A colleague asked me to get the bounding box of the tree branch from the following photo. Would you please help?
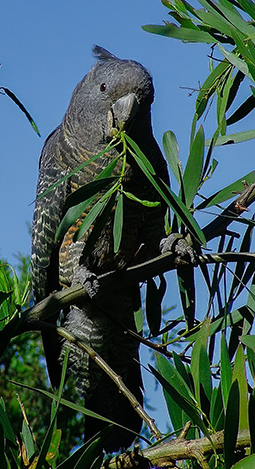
[104,428,251,469]
[21,251,255,329]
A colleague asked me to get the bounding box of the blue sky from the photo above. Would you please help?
[1,0,255,435]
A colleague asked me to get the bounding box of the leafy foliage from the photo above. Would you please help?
[3,0,255,466]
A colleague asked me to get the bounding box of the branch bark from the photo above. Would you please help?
[104,428,251,469]
[21,251,255,328]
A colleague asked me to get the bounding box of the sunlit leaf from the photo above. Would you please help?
[232,455,255,468]
[196,171,255,210]
[221,334,232,410]
[232,345,249,431]
[183,125,204,207]
[240,334,255,351]
[123,190,160,207]
[205,129,255,146]
[162,130,181,185]
[142,24,215,43]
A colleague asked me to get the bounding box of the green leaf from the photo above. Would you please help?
[80,193,116,262]
[10,380,145,442]
[240,334,255,351]
[123,190,160,207]
[199,345,212,402]
[232,455,255,468]
[74,185,116,241]
[134,307,143,334]
[162,130,181,185]
[65,177,118,209]
[37,141,119,202]
[195,9,233,37]
[73,439,102,469]
[0,400,16,448]
[1,87,40,136]
[21,419,36,462]
[132,162,206,245]
[151,358,213,442]
[190,318,210,405]
[183,125,204,207]
[142,24,215,43]
[219,45,253,81]
[55,196,96,242]
[224,380,240,469]
[56,438,103,469]
[226,94,255,125]
[238,0,255,21]
[125,134,156,174]
[232,345,249,431]
[196,171,255,210]
[205,129,255,146]
[210,385,224,431]
[0,291,12,307]
[196,60,230,119]
[221,334,232,410]
[247,345,255,379]
[113,193,123,253]
[155,353,195,404]
[46,429,61,466]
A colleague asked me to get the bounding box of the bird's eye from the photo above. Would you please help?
[100,83,107,92]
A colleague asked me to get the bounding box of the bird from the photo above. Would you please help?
[31,45,170,453]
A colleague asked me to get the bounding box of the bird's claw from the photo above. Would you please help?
[72,266,100,298]
[160,233,197,266]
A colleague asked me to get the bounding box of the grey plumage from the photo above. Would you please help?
[31,46,169,452]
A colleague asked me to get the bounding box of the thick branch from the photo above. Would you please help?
[21,251,255,328]
[105,428,251,469]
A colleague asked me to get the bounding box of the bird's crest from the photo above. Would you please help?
[92,45,117,61]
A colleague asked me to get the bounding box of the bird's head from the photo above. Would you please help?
[63,46,154,149]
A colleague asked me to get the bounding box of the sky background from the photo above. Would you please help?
[1,0,255,437]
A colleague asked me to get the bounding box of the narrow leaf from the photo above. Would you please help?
[123,190,160,207]
[221,334,232,410]
[162,130,181,185]
[224,380,240,469]
[142,24,215,43]
[113,193,123,253]
[232,345,249,431]
[227,94,255,125]
[1,87,40,136]
[150,362,213,442]
[183,125,204,207]
[205,129,255,146]
[65,177,117,209]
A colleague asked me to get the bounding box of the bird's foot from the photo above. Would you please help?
[160,233,197,266]
[72,266,100,298]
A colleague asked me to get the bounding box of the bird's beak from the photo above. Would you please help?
[111,92,139,132]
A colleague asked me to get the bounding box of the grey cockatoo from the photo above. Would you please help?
[31,46,171,452]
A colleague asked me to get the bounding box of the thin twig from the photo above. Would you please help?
[53,324,161,440]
